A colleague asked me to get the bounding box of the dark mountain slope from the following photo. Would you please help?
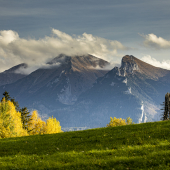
[70,55,170,127]
[0,54,109,110]
[0,63,28,86]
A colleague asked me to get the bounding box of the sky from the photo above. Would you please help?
[0,0,170,73]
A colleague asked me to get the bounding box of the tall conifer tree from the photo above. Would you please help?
[20,107,31,131]
[161,92,170,120]
[2,91,11,102]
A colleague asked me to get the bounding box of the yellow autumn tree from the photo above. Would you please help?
[7,100,28,137]
[107,117,126,127]
[0,98,28,138]
[0,98,13,138]
[44,116,62,134]
[27,111,62,135]
[126,117,134,125]
[28,110,46,135]
[0,94,63,138]
[107,117,134,127]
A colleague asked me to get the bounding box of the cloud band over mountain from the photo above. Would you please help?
[141,55,170,70]
[0,29,127,73]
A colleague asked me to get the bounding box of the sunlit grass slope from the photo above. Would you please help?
[0,121,170,169]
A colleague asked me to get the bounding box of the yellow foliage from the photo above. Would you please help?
[7,101,28,137]
[44,116,62,134]
[107,117,126,127]
[28,110,46,135]
[107,116,134,127]
[0,98,12,138]
[28,111,62,135]
[0,97,62,138]
[0,99,28,138]
[126,117,134,125]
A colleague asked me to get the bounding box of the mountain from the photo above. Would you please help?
[1,54,169,128]
[64,55,170,127]
[0,63,28,86]
[0,54,109,114]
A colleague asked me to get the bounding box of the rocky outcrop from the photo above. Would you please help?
[119,55,139,76]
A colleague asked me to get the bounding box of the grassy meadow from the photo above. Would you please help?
[0,121,170,169]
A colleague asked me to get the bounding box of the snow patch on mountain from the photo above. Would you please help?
[144,112,147,123]
[139,102,144,123]
[122,78,127,84]
[125,87,131,94]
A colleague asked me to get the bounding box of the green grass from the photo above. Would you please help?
[0,121,170,169]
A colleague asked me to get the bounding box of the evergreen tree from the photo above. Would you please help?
[161,93,170,120]
[2,91,11,102]
[2,91,20,112]
[20,107,31,131]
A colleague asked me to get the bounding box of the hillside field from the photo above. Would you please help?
[0,121,170,169]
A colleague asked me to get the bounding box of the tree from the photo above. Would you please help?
[126,117,134,125]
[0,92,62,138]
[0,98,28,138]
[2,91,11,102]
[107,117,126,127]
[161,92,170,120]
[27,111,62,135]
[107,117,134,127]
[28,110,46,135]
[45,116,62,134]
[20,107,31,131]
[7,100,28,137]
[2,91,20,111]
[0,97,14,138]
[11,98,20,112]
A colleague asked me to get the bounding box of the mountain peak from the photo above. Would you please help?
[120,55,170,80]
[0,63,28,86]
[4,63,28,74]
[120,55,139,75]
[47,54,109,71]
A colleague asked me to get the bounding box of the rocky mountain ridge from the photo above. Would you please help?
[0,54,109,107]
[0,54,169,128]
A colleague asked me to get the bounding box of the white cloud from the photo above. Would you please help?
[0,29,128,73]
[141,55,170,70]
[140,33,170,49]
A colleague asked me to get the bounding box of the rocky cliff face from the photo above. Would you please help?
[120,55,139,75]
[111,55,170,123]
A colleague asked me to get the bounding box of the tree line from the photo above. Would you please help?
[0,91,62,139]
